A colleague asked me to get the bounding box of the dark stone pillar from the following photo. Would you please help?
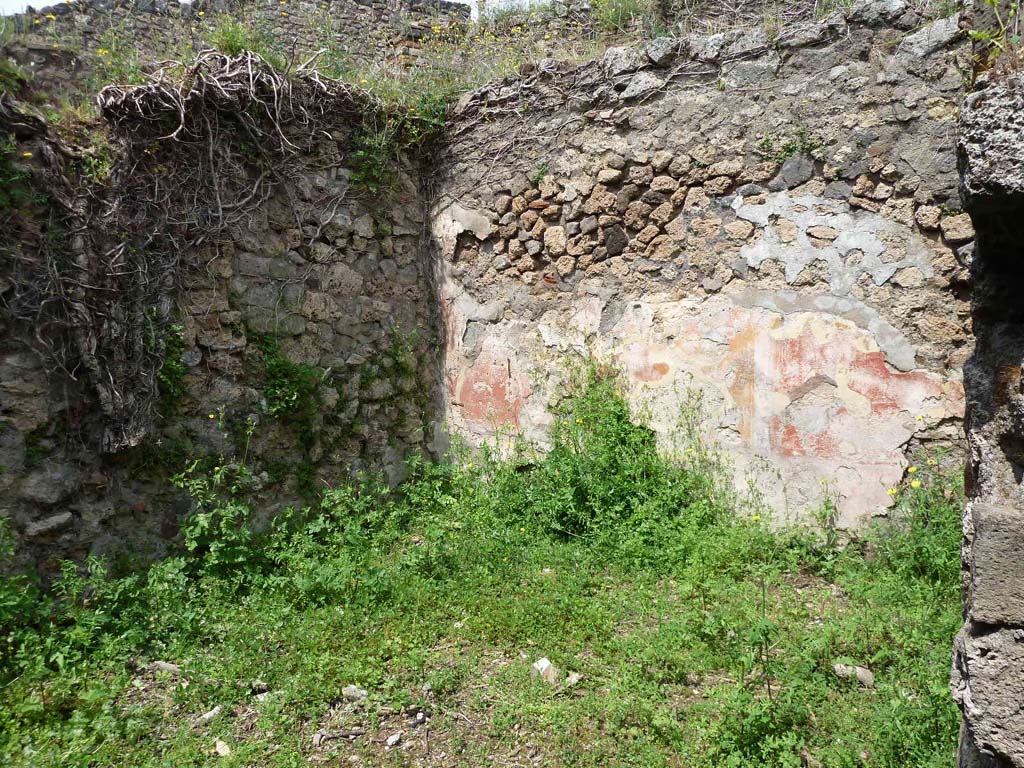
[952,73,1024,768]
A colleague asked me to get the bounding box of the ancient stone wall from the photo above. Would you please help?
[0,130,442,574]
[432,2,970,526]
[0,1,981,557]
[952,71,1024,768]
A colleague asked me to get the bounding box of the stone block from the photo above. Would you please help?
[602,46,647,77]
[953,627,1024,767]
[969,503,1024,625]
[960,75,1024,206]
[21,464,80,506]
[24,511,74,539]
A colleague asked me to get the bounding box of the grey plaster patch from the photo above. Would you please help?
[736,192,935,296]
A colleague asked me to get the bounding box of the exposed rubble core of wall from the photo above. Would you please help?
[433,2,970,526]
[0,57,443,574]
[952,71,1024,768]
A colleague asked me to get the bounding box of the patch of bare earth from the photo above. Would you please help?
[306,647,558,767]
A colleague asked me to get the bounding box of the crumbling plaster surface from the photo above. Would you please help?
[433,3,971,526]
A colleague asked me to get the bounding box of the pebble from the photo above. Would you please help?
[198,705,223,724]
[342,684,368,701]
[531,656,560,684]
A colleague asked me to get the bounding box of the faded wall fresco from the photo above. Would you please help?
[433,4,970,526]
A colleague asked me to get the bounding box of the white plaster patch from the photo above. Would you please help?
[736,192,935,296]
[431,202,492,258]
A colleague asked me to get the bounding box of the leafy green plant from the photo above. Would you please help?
[0,136,38,218]
[91,26,144,87]
[251,332,323,448]
[0,366,963,767]
[349,113,403,195]
[0,57,26,96]
[205,15,285,69]
[530,159,550,186]
[592,0,654,33]
[172,460,264,580]
[156,322,186,413]
[968,0,1023,72]
[347,94,450,196]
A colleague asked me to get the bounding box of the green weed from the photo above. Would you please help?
[757,124,823,163]
[0,366,962,767]
[205,15,286,70]
[0,135,38,218]
[250,332,324,449]
[156,322,187,415]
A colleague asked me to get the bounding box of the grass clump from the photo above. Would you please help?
[205,15,286,70]
[0,364,962,767]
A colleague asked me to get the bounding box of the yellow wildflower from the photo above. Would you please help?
[751,515,761,521]
[927,458,937,466]
[907,465,918,474]
[887,488,897,497]
[208,413,216,419]
[21,151,32,158]
[97,48,110,56]
[45,13,56,19]
[33,18,40,24]
[910,479,922,489]
[197,10,204,15]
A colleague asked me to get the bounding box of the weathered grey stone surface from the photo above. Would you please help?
[954,68,1024,768]
[966,503,1024,625]
[953,628,1024,767]
[901,12,962,58]
[960,74,1024,205]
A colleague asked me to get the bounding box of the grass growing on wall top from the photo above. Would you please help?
[0,364,961,767]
